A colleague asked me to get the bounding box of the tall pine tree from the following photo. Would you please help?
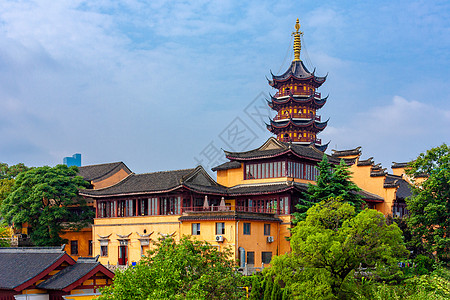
[293,155,363,223]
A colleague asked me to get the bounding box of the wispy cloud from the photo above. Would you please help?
[322,96,450,169]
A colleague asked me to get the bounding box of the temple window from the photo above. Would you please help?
[262,252,272,264]
[264,224,271,235]
[243,223,251,235]
[192,223,201,235]
[216,222,225,235]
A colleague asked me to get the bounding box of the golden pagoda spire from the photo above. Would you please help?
[292,18,303,61]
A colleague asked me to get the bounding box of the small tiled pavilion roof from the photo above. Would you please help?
[37,256,114,292]
[0,246,75,291]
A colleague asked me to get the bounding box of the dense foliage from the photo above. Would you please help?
[405,143,450,263]
[261,199,407,299]
[100,236,245,300]
[0,226,11,247]
[0,162,30,208]
[293,155,363,223]
[0,164,92,246]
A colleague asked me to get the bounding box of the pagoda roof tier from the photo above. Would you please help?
[268,93,328,110]
[267,118,328,133]
[224,137,339,163]
[268,61,326,88]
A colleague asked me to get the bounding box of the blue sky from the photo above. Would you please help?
[0,0,449,175]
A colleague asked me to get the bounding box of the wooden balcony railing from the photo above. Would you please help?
[274,91,321,98]
[181,206,287,215]
[274,113,321,121]
[281,137,322,144]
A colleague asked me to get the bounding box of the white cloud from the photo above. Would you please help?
[322,96,450,169]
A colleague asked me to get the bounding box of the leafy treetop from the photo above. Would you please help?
[405,143,450,263]
[0,164,92,246]
[99,235,244,300]
[294,155,363,223]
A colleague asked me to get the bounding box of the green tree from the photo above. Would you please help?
[271,199,408,299]
[0,165,92,246]
[293,155,363,223]
[0,163,30,207]
[99,236,244,300]
[249,274,263,300]
[405,144,450,263]
[0,226,11,247]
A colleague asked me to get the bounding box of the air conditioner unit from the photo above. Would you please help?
[215,235,224,242]
[267,236,274,243]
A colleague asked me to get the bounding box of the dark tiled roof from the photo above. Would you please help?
[342,157,357,165]
[179,211,282,222]
[227,181,308,196]
[370,164,387,177]
[395,179,413,199]
[331,147,361,157]
[268,118,328,131]
[269,61,326,85]
[384,174,403,188]
[357,190,384,202]
[80,168,195,197]
[80,166,225,198]
[391,162,409,169]
[184,182,228,195]
[78,162,132,182]
[0,247,73,290]
[269,94,327,109]
[224,137,338,163]
[37,262,98,290]
[357,157,374,166]
[211,161,242,171]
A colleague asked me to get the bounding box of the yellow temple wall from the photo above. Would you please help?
[278,215,293,255]
[93,215,180,266]
[61,228,92,259]
[217,166,243,187]
[392,167,406,177]
[236,220,280,267]
[180,220,237,259]
[348,164,397,215]
[91,169,130,189]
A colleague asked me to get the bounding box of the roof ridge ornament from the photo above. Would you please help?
[292,18,303,62]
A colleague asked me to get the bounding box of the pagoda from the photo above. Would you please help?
[267,19,329,149]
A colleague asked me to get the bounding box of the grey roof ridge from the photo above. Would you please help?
[79,161,123,168]
[37,261,99,290]
[134,167,196,176]
[0,246,65,253]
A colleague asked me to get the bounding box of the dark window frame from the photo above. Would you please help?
[216,222,225,235]
[192,223,201,235]
[243,223,251,235]
[70,240,78,255]
[262,251,272,264]
[264,224,271,236]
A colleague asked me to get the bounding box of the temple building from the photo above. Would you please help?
[30,19,417,273]
[73,20,401,271]
[267,19,328,147]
